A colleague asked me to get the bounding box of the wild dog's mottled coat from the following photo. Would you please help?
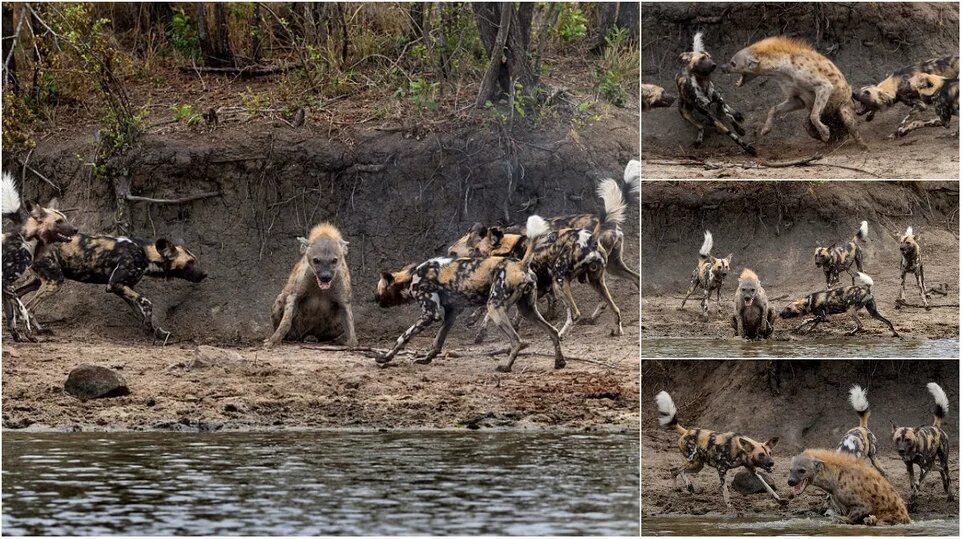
[814,221,868,288]
[675,32,756,155]
[779,273,899,337]
[837,385,886,476]
[895,74,959,137]
[897,226,929,309]
[722,36,865,147]
[891,383,954,508]
[18,233,206,338]
[376,216,563,372]
[788,449,910,525]
[655,391,782,507]
[265,223,356,348]
[681,231,731,320]
[854,55,959,122]
[731,268,774,339]
[642,83,676,111]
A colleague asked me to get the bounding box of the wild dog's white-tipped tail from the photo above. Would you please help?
[655,391,678,427]
[526,215,550,240]
[699,231,713,257]
[904,226,913,238]
[928,382,949,419]
[624,160,640,197]
[1,171,21,216]
[855,272,873,287]
[857,220,868,240]
[848,384,869,413]
[692,31,705,53]
[596,178,627,225]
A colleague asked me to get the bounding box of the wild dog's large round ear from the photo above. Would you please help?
[891,420,898,434]
[734,436,751,454]
[24,199,44,219]
[725,253,733,263]
[469,222,487,237]
[379,271,394,284]
[764,437,779,449]
[46,197,60,210]
[155,238,176,259]
[678,52,693,65]
[297,236,309,253]
[489,228,505,246]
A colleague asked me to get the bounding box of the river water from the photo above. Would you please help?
[2,431,639,535]
[642,337,959,358]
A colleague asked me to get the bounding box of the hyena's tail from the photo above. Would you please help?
[927,382,949,428]
[655,391,687,435]
[854,220,868,242]
[594,177,628,234]
[1,171,21,220]
[521,215,550,269]
[699,231,713,257]
[848,384,870,429]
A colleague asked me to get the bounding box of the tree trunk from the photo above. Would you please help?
[473,3,538,107]
[2,5,19,94]
[195,3,233,67]
[616,2,639,41]
[588,3,619,53]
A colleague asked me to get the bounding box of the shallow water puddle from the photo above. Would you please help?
[643,514,960,536]
[641,337,959,358]
[2,431,638,535]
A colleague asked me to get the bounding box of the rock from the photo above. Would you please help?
[190,346,245,370]
[732,469,777,496]
[64,364,130,400]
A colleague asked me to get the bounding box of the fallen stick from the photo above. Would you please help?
[896,302,959,309]
[126,191,222,204]
[178,62,303,77]
[757,153,823,167]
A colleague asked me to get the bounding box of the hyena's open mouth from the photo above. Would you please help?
[791,477,809,496]
[316,276,332,290]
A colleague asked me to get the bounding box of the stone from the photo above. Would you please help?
[64,364,130,400]
[732,469,777,496]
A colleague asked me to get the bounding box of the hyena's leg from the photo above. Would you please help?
[915,268,930,309]
[377,300,442,364]
[761,95,806,136]
[586,270,622,337]
[808,84,834,142]
[415,305,461,365]
[264,290,298,348]
[339,302,358,348]
[864,298,899,337]
[515,288,565,369]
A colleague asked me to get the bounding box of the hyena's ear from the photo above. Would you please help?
[812,458,824,475]
[764,437,779,450]
[297,236,309,253]
[155,238,176,260]
[379,271,394,285]
[340,239,349,254]
[678,52,693,65]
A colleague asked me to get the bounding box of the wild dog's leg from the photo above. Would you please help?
[671,459,704,493]
[905,461,919,504]
[897,269,908,307]
[106,283,167,339]
[761,95,806,136]
[679,107,707,147]
[897,117,950,137]
[377,300,442,364]
[938,442,954,499]
[794,315,824,334]
[516,288,565,369]
[700,286,711,321]
[606,238,640,288]
[844,307,864,336]
[339,302,358,348]
[489,303,525,373]
[718,468,733,508]
[414,305,461,365]
[681,274,699,309]
[864,298,899,337]
[264,289,298,348]
[710,89,746,135]
[916,268,930,309]
[23,278,63,312]
[809,84,834,142]
[473,313,491,344]
[868,447,888,478]
[838,104,868,149]
[587,270,622,337]
[915,462,932,496]
[555,280,581,338]
[3,288,33,342]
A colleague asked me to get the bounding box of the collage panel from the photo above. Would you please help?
[641,359,961,536]
[641,180,960,358]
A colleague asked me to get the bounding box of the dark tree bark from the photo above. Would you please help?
[2,5,19,94]
[408,2,426,41]
[588,3,619,53]
[616,2,639,41]
[195,3,233,67]
[473,2,538,107]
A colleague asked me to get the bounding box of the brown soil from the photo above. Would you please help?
[641,181,960,340]
[2,315,639,431]
[640,2,960,179]
[641,360,960,520]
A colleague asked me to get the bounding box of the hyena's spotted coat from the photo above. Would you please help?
[891,382,954,509]
[681,230,731,320]
[655,391,782,508]
[814,220,868,288]
[730,268,774,339]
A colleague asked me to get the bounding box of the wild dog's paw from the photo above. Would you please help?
[495,364,512,373]
[744,144,758,156]
[733,111,745,123]
[732,122,746,137]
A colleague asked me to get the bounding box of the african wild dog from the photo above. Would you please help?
[681,231,731,320]
[1,173,77,342]
[375,215,563,373]
[730,268,774,339]
[642,83,676,111]
[891,382,954,509]
[779,272,899,337]
[264,223,356,349]
[837,385,887,476]
[897,226,929,310]
[894,73,959,137]
[675,32,756,155]
[722,36,866,148]
[16,233,207,340]
[655,390,783,507]
[853,55,959,124]
[788,449,910,525]
[814,220,868,288]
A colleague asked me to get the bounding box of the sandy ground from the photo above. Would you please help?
[640,125,960,180]
[642,429,960,521]
[1,311,639,432]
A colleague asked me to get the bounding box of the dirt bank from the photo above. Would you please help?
[641,181,960,341]
[640,2,960,179]
[641,360,960,520]
[2,313,639,432]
